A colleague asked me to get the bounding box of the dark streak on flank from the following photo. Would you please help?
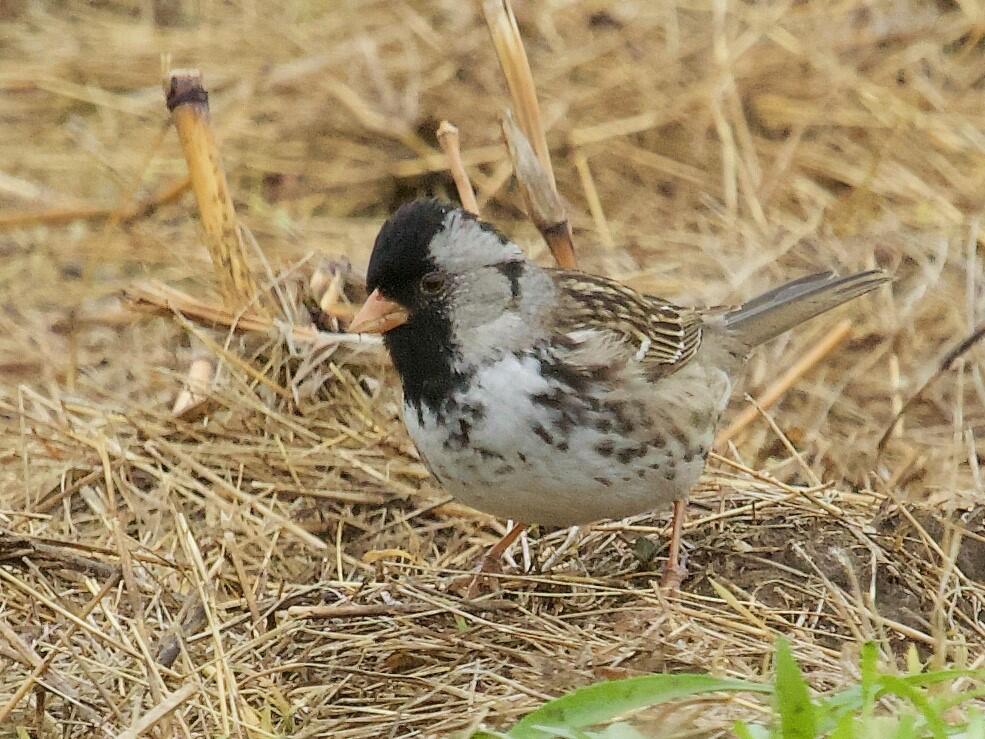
[670,426,690,448]
[604,400,642,435]
[556,413,575,435]
[532,423,553,445]
[617,448,636,464]
[539,354,592,394]
[531,392,562,411]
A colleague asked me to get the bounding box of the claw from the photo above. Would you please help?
[449,522,526,598]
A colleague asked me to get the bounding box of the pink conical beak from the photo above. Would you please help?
[348,289,409,334]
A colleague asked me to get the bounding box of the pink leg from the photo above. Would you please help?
[661,500,688,590]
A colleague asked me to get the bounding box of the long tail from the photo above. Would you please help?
[724,269,888,348]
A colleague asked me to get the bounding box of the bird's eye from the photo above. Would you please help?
[420,271,446,295]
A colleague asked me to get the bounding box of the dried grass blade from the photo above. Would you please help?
[716,319,852,446]
[877,320,985,453]
[0,572,121,725]
[116,682,198,739]
[124,280,381,350]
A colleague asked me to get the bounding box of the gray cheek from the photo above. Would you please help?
[451,279,508,327]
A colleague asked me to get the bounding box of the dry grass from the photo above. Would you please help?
[1,1,984,736]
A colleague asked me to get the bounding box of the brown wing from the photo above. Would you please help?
[550,270,704,379]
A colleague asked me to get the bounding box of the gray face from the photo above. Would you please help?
[426,208,525,273]
[427,212,557,362]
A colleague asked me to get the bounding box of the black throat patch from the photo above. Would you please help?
[369,199,470,418]
[384,315,469,422]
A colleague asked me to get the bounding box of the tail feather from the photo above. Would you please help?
[724,269,888,348]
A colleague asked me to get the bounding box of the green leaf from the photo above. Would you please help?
[892,712,919,739]
[896,668,985,689]
[521,728,593,739]
[815,685,863,733]
[936,686,985,712]
[733,722,772,739]
[957,708,985,739]
[828,712,855,739]
[859,641,880,726]
[507,674,770,739]
[814,666,984,735]
[584,723,650,739]
[876,675,947,739]
[859,642,878,694]
[773,638,817,739]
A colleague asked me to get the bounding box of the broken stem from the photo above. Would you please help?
[501,112,576,268]
[437,120,479,215]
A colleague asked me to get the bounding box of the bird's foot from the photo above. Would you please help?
[450,522,527,599]
[450,553,505,599]
[659,551,688,591]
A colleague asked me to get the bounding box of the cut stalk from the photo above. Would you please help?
[482,0,576,268]
[501,111,576,268]
[481,0,554,183]
[436,120,479,215]
[171,351,214,418]
[165,69,262,312]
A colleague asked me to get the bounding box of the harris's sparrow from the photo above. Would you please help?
[350,199,888,586]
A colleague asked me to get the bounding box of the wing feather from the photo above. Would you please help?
[550,270,704,379]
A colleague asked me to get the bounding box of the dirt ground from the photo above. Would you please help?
[1,1,984,737]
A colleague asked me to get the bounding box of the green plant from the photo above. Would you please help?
[470,639,985,739]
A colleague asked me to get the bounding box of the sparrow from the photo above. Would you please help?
[349,198,887,587]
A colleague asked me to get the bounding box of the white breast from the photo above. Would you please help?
[402,351,727,526]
